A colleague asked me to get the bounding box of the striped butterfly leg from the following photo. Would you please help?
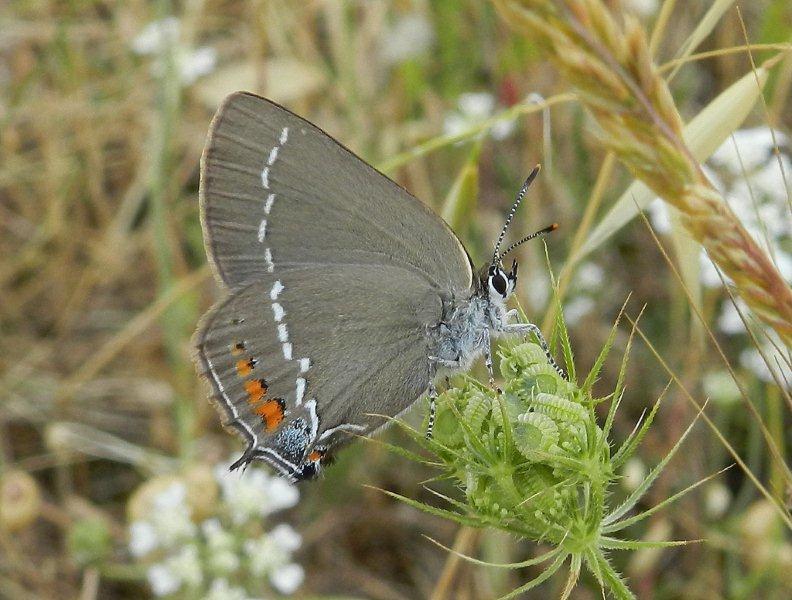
[482,327,502,394]
[425,353,459,440]
[426,380,438,440]
[501,319,569,381]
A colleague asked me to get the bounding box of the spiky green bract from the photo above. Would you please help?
[383,315,705,600]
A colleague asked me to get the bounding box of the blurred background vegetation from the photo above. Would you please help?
[1,1,790,598]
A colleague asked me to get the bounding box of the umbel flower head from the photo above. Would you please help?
[380,307,707,599]
[127,461,303,598]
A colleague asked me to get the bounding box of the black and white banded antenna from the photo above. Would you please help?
[497,222,559,263]
[491,164,542,266]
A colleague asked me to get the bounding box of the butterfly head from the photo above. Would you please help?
[485,260,518,302]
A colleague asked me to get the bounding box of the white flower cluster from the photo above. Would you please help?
[131,17,217,85]
[648,127,791,384]
[128,464,303,598]
[563,262,605,325]
[379,12,434,65]
[649,127,791,291]
[443,92,516,141]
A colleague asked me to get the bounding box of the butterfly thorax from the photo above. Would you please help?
[429,268,512,375]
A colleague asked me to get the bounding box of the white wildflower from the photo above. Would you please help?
[705,483,731,519]
[147,482,196,547]
[214,464,299,524]
[703,370,741,406]
[490,118,516,140]
[563,262,603,325]
[624,0,659,18]
[129,521,158,557]
[646,198,672,235]
[564,296,595,326]
[167,544,203,590]
[649,129,790,292]
[576,262,604,291]
[458,93,495,121]
[204,578,250,600]
[444,92,515,140]
[178,46,217,85]
[130,464,305,598]
[245,524,303,593]
[132,17,181,55]
[622,458,646,492]
[711,127,788,173]
[131,17,217,85]
[202,519,240,575]
[380,12,434,65]
[739,340,791,384]
[270,563,305,595]
[147,563,180,597]
[268,523,302,553]
[717,299,747,335]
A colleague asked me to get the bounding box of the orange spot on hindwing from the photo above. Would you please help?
[253,398,285,431]
[308,449,325,463]
[230,342,246,356]
[235,358,256,376]
[244,378,269,404]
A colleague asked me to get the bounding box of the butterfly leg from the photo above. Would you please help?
[428,355,461,368]
[482,327,501,394]
[426,380,438,440]
[503,321,568,381]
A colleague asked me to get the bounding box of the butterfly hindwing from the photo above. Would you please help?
[194,265,443,478]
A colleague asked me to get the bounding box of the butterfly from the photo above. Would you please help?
[193,92,564,481]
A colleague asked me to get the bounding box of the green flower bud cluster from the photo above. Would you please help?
[384,312,702,599]
[428,342,611,546]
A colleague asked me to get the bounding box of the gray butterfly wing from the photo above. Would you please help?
[194,264,442,480]
[200,91,472,292]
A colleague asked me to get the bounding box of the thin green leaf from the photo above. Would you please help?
[610,379,671,470]
[603,465,734,533]
[582,294,631,394]
[604,403,706,526]
[368,411,468,461]
[583,548,604,587]
[423,535,563,569]
[599,536,700,550]
[377,94,574,173]
[364,486,485,529]
[496,551,568,600]
[441,138,481,229]
[362,436,443,467]
[494,392,514,451]
[547,251,577,383]
[559,553,582,600]
[603,304,645,442]
[423,486,482,515]
[595,552,637,600]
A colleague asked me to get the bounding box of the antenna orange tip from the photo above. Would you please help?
[551,222,559,230]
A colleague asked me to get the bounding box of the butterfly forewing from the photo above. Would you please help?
[200,92,472,291]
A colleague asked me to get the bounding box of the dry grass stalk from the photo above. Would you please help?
[493,0,792,346]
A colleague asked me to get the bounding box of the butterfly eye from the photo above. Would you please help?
[490,271,508,296]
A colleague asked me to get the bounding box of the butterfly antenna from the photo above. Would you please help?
[497,222,559,262]
[491,164,541,265]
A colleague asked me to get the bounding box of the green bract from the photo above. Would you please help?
[380,311,706,600]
